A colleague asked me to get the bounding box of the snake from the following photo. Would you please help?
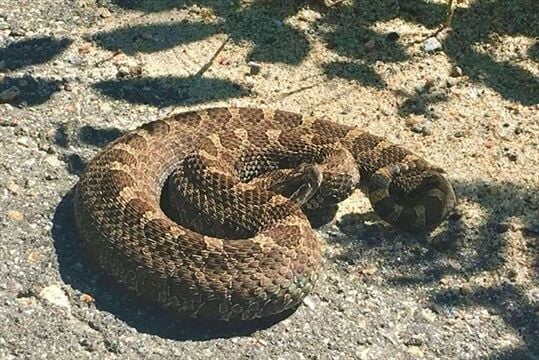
[74,107,456,321]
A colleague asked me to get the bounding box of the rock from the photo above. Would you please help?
[364,39,376,49]
[9,28,26,37]
[5,181,21,194]
[302,296,316,310]
[407,345,425,358]
[424,37,442,52]
[297,9,322,22]
[420,122,432,135]
[404,335,424,346]
[80,293,95,304]
[467,87,480,99]
[97,7,112,18]
[450,66,463,77]
[27,251,42,263]
[117,66,130,77]
[459,283,473,295]
[359,265,378,276]
[0,86,20,102]
[45,155,62,167]
[39,285,70,308]
[17,136,33,147]
[248,61,262,76]
[78,42,93,54]
[406,117,432,135]
[419,308,436,323]
[116,64,142,78]
[507,268,518,280]
[7,210,24,221]
[141,31,153,40]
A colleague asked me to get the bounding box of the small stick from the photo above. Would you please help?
[194,35,230,78]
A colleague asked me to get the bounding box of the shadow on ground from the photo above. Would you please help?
[0,75,64,106]
[0,36,71,107]
[98,0,312,64]
[334,178,538,357]
[0,36,72,71]
[52,188,298,341]
[93,76,247,106]
[102,0,538,105]
[444,0,539,105]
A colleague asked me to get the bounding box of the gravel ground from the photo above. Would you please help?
[1,0,538,359]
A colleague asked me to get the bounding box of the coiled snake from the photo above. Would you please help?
[75,107,456,321]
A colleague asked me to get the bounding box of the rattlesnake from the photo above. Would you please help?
[75,107,456,321]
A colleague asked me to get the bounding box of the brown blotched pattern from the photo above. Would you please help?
[75,107,456,321]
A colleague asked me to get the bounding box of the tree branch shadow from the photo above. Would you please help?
[443,0,538,105]
[323,61,387,88]
[331,178,538,357]
[0,75,64,106]
[0,36,72,71]
[93,76,247,106]
[99,0,311,64]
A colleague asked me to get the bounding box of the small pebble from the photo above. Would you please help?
[45,155,62,167]
[27,251,42,263]
[0,86,21,102]
[141,32,153,40]
[80,293,95,304]
[17,136,33,147]
[404,335,424,346]
[407,346,425,358]
[364,39,376,49]
[467,87,480,99]
[459,283,473,295]
[97,7,112,18]
[7,210,24,221]
[6,181,20,195]
[424,37,442,52]
[450,66,463,77]
[419,308,436,323]
[248,61,262,76]
[78,42,93,54]
[9,28,26,37]
[302,296,316,310]
[39,285,70,308]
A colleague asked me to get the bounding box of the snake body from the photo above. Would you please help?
[75,107,456,320]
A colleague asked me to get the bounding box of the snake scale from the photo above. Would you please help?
[75,107,456,321]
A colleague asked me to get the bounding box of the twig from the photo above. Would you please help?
[445,0,455,27]
[194,35,230,78]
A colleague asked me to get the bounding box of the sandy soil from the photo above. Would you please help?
[0,0,537,359]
